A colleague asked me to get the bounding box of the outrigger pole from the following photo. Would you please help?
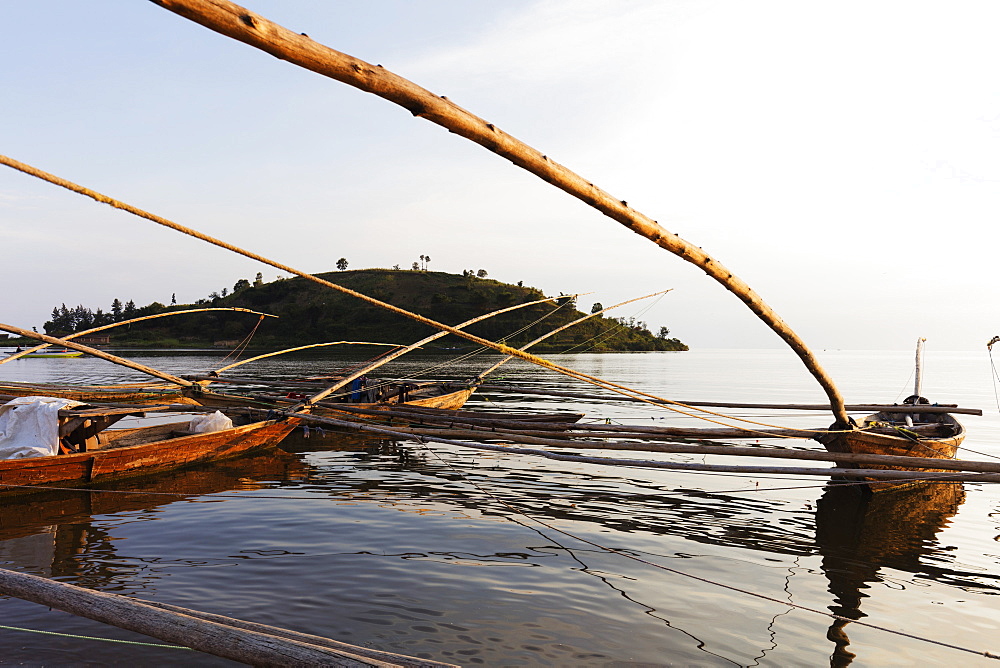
[147,0,852,429]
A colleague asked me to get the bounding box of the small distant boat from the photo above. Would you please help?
[6,348,84,359]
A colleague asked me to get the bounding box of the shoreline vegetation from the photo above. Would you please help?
[14,269,687,353]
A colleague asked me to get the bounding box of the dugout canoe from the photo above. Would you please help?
[0,403,298,496]
[815,400,965,487]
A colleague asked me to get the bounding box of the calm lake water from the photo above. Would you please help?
[1,347,999,666]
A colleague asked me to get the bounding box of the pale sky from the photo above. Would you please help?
[2,1,999,351]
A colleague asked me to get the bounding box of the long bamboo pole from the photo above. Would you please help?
[474,385,983,415]
[147,0,851,428]
[355,423,1000,473]
[284,411,999,484]
[0,324,194,387]
[0,307,274,365]
[212,341,399,374]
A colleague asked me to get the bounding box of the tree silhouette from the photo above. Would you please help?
[336,257,349,271]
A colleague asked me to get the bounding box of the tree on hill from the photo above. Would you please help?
[337,258,348,271]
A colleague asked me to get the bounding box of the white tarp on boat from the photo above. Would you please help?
[188,411,233,434]
[0,395,82,459]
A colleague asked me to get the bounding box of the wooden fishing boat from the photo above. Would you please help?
[189,381,477,414]
[816,399,965,475]
[0,402,298,496]
[815,339,965,487]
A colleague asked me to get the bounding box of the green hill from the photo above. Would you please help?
[40,269,687,352]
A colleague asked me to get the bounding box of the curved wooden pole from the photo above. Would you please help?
[0,307,275,365]
[147,0,849,427]
[212,341,400,375]
[0,324,193,387]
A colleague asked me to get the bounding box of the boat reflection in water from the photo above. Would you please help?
[0,449,309,580]
[815,482,965,667]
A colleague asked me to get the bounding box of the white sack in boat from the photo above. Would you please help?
[0,396,82,459]
[188,411,233,434]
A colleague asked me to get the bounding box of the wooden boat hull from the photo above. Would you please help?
[341,386,474,412]
[816,411,965,489]
[192,385,476,415]
[0,418,297,496]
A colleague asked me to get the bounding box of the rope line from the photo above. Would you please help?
[989,346,1000,413]
[0,623,192,649]
[216,314,266,367]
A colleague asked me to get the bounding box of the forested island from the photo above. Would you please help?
[29,269,687,353]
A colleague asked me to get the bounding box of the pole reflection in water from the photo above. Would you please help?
[815,482,966,667]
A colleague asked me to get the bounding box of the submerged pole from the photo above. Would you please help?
[146,0,851,427]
